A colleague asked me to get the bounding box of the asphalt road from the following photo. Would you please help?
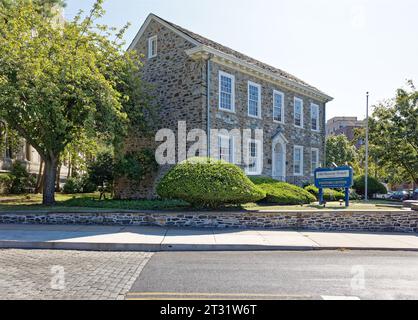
[128,250,418,300]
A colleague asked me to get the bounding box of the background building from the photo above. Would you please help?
[326,116,365,148]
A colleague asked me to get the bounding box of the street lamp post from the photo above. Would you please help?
[365,92,369,202]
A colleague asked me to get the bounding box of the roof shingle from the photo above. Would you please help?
[157,15,327,96]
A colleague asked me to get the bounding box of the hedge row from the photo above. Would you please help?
[157,158,266,208]
[250,177,316,205]
[304,185,346,201]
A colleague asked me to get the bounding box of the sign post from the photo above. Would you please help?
[314,166,354,207]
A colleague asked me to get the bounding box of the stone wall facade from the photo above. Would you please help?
[208,62,325,186]
[115,16,329,199]
[114,19,206,199]
[0,210,416,233]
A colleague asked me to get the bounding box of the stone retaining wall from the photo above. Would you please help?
[0,210,417,233]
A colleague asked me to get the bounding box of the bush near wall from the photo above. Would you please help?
[250,177,316,205]
[353,175,387,197]
[9,162,36,194]
[304,185,346,201]
[157,158,266,208]
[0,173,13,194]
[63,175,97,194]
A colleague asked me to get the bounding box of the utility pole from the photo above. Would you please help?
[365,92,369,201]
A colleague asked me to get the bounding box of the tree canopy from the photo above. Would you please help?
[0,0,150,204]
[369,82,418,184]
[325,134,357,168]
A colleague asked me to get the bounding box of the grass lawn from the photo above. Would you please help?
[0,193,404,212]
[0,193,189,212]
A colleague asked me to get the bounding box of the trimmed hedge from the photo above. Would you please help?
[157,158,266,208]
[304,185,345,201]
[353,175,387,197]
[250,177,316,205]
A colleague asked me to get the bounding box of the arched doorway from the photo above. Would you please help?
[272,133,287,181]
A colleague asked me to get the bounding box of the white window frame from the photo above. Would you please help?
[218,71,235,113]
[245,139,262,175]
[248,81,262,119]
[311,148,319,176]
[273,90,285,124]
[148,36,157,59]
[294,97,304,128]
[293,145,304,176]
[217,134,235,163]
[311,103,320,132]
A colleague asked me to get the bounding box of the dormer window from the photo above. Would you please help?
[148,36,157,59]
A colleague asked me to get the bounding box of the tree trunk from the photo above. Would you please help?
[55,165,62,192]
[35,159,44,194]
[67,158,72,180]
[43,158,58,206]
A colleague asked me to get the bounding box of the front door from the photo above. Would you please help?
[273,143,285,181]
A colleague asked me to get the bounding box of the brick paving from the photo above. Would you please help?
[0,249,153,300]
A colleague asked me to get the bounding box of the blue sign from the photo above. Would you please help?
[314,166,354,189]
[314,166,354,207]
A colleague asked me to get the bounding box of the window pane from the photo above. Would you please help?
[311,105,318,130]
[311,150,318,172]
[294,148,302,175]
[220,75,233,110]
[249,84,259,117]
[295,99,302,126]
[274,93,282,122]
[247,142,259,173]
[218,136,231,162]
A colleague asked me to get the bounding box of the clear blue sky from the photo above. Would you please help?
[65,0,418,120]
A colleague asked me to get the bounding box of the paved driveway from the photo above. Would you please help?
[0,249,153,300]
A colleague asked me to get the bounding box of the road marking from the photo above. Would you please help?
[321,295,361,300]
[127,292,312,298]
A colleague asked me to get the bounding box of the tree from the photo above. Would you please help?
[87,151,114,199]
[369,82,418,185]
[0,0,148,205]
[325,135,357,168]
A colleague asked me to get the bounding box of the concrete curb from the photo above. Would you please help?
[1,240,418,252]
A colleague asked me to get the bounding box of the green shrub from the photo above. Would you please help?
[63,175,97,194]
[250,177,316,205]
[304,185,345,201]
[0,173,13,194]
[63,177,81,194]
[157,157,266,208]
[353,175,387,197]
[9,162,35,194]
[80,175,97,193]
[87,151,114,190]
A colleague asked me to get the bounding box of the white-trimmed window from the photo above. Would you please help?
[311,103,319,132]
[246,140,262,175]
[217,134,234,163]
[273,90,284,123]
[293,145,304,176]
[219,71,235,112]
[148,36,157,59]
[248,82,261,118]
[294,97,304,128]
[311,148,319,176]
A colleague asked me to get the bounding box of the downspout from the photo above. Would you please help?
[206,54,214,157]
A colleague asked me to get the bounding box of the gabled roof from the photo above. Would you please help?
[129,14,333,102]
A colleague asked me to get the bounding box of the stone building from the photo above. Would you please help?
[114,14,333,199]
[0,125,70,190]
[326,116,365,148]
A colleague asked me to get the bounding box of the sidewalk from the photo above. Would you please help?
[0,224,417,252]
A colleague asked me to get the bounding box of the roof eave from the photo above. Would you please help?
[186,45,334,103]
